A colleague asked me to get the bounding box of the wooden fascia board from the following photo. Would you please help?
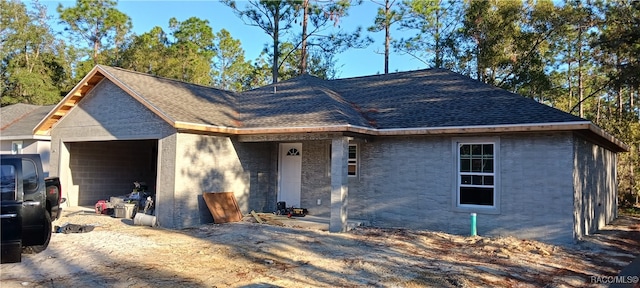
[174,122,370,135]
[0,135,51,141]
[33,66,104,135]
[176,121,595,136]
[175,120,627,152]
[587,123,629,152]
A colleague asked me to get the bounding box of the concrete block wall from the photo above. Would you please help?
[172,135,274,228]
[51,80,175,208]
[573,136,618,239]
[173,133,245,228]
[232,140,277,213]
[67,140,157,205]
[354,136,455,230]
[350,132,577,244]
[156,134,177,229]
[300,141,332,216]
[493,133,575,244]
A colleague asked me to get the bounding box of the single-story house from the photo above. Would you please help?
[1,103,55,176]
[34,65,627,244]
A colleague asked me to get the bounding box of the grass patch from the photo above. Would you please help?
[619,206,640,216]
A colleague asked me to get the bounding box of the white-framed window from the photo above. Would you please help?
[11,141,23,154]
[348,144,358,177]
[327,142,359,177]
[454,138,499,211]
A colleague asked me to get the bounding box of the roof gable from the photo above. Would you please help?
[98,66,240,127]
[34,65,239,135]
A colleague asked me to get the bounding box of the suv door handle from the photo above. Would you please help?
[23,201,40,206]
[0,214,18,218]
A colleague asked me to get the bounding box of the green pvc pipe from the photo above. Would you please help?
[470,213,477,236]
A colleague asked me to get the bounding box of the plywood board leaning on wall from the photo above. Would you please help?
[202,192,243,224]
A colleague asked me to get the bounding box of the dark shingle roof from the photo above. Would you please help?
[237,74,370,128]
[97,66,585,130]
[99,66,240,127]
[1,104,55,137]
[330,69,585,129]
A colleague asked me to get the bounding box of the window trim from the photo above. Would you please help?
[452,137,500,214]
[326,142,359,178]
[348,144,358,177]
[11,141,22,154]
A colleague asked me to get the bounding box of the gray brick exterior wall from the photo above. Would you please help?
[573,136,618,240]
[232,140,277,213]
[301,141,331,216]
[156,134,177,228]
[340,133,577,244]
[494,133,575,244]
[171,134,274,228]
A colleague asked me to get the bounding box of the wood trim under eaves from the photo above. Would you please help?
[33,67,105,135]
[175,120,628,152]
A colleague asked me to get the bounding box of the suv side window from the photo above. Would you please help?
[1,165,17,200]
[22,159,38,192]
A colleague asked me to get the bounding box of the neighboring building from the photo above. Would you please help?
[35,65,627,244]
[1,104,55,176]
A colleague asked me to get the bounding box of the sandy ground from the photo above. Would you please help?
[1,207,639,288]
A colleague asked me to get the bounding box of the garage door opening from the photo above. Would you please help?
[67,140,158,206]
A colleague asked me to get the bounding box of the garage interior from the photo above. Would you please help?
[67,140,158,206]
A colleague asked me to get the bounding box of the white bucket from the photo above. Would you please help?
[133,213,157,227]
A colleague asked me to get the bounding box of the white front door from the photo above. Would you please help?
[278,143,302,207]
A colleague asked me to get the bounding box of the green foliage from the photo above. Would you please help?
[57,0,132,64]
[1,0,67,106]
[395,0,464,69]
[222,0,300,83]
[300,0,371,74]
[619,206,640,216]
[212,29,254,91]
[222,0,363,82]
[594,1,640,89]
[118,26,169,75]
[165,17,216,85]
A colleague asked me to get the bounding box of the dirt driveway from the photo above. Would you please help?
[1,207,639,288]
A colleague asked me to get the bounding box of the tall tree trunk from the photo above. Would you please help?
[384,0,391,74]
[618,87,623,120]
[617,56,624,120]
[273,4,280,84]
[24,46,30,72]
[434,7,442,69]
[93,25,100,65]
[299,0,309,75]
[597,94,601,123]
[578,25,584,118]
[567,61,573,112]
[476,44,482,82]
[631,88,635,116]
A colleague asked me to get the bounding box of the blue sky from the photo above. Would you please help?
[41,0,428,78]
